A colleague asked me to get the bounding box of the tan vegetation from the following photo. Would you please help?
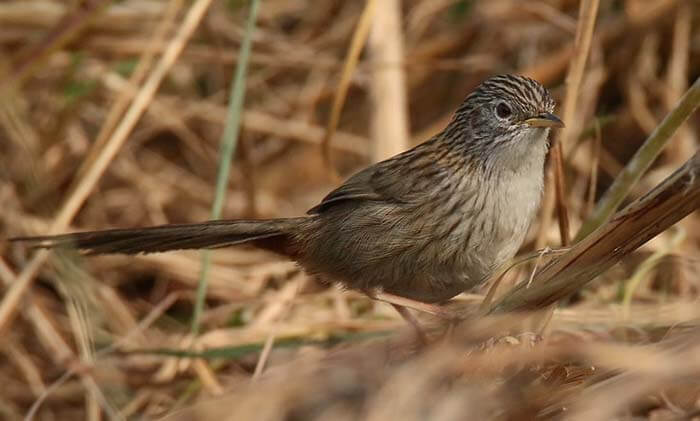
[1,0,699,419]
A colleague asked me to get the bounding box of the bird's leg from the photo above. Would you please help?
[389,303,428,345]
[365,291,457,345]
[368,291,461,344]
[372,291,454,319]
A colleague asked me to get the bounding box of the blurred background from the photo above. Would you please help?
[0,0,699,420]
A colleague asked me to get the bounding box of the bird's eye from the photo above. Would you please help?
[495,102,512,119]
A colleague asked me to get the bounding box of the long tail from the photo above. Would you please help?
[10,218,306,256]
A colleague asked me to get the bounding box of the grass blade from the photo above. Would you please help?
[575,76,700,241]
[191,0,260,335]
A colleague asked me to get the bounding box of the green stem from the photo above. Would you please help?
[575,76,700,242]
[191,0,260,335]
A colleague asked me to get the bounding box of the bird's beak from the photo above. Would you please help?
[524,112,564,128]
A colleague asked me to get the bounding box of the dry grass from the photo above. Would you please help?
[1,0,699,420]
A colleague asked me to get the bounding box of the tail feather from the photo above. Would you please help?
[10,218,305,256]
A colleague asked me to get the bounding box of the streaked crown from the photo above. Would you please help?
[444,74,558,152]
[457,74,555,118]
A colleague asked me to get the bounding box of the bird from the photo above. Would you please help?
[12,74,563,330]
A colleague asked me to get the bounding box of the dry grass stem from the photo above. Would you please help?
[489,151,700,314]
[2,1,699,419]
[321,0,377,177]
[368,0,409,161]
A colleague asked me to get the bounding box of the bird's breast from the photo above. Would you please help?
[489,157,545,264]
[438,153,545,286]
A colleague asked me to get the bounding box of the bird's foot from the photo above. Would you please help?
[371,291,455,320]
[368,291,460,345]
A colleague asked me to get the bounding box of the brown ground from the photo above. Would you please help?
[1,0,700,420]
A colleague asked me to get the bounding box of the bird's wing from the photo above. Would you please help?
[307,143,439,214]
[307,166,385,214]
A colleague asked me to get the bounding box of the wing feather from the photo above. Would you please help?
[307,142,442,214]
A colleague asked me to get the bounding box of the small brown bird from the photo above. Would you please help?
[13,74,562,322]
